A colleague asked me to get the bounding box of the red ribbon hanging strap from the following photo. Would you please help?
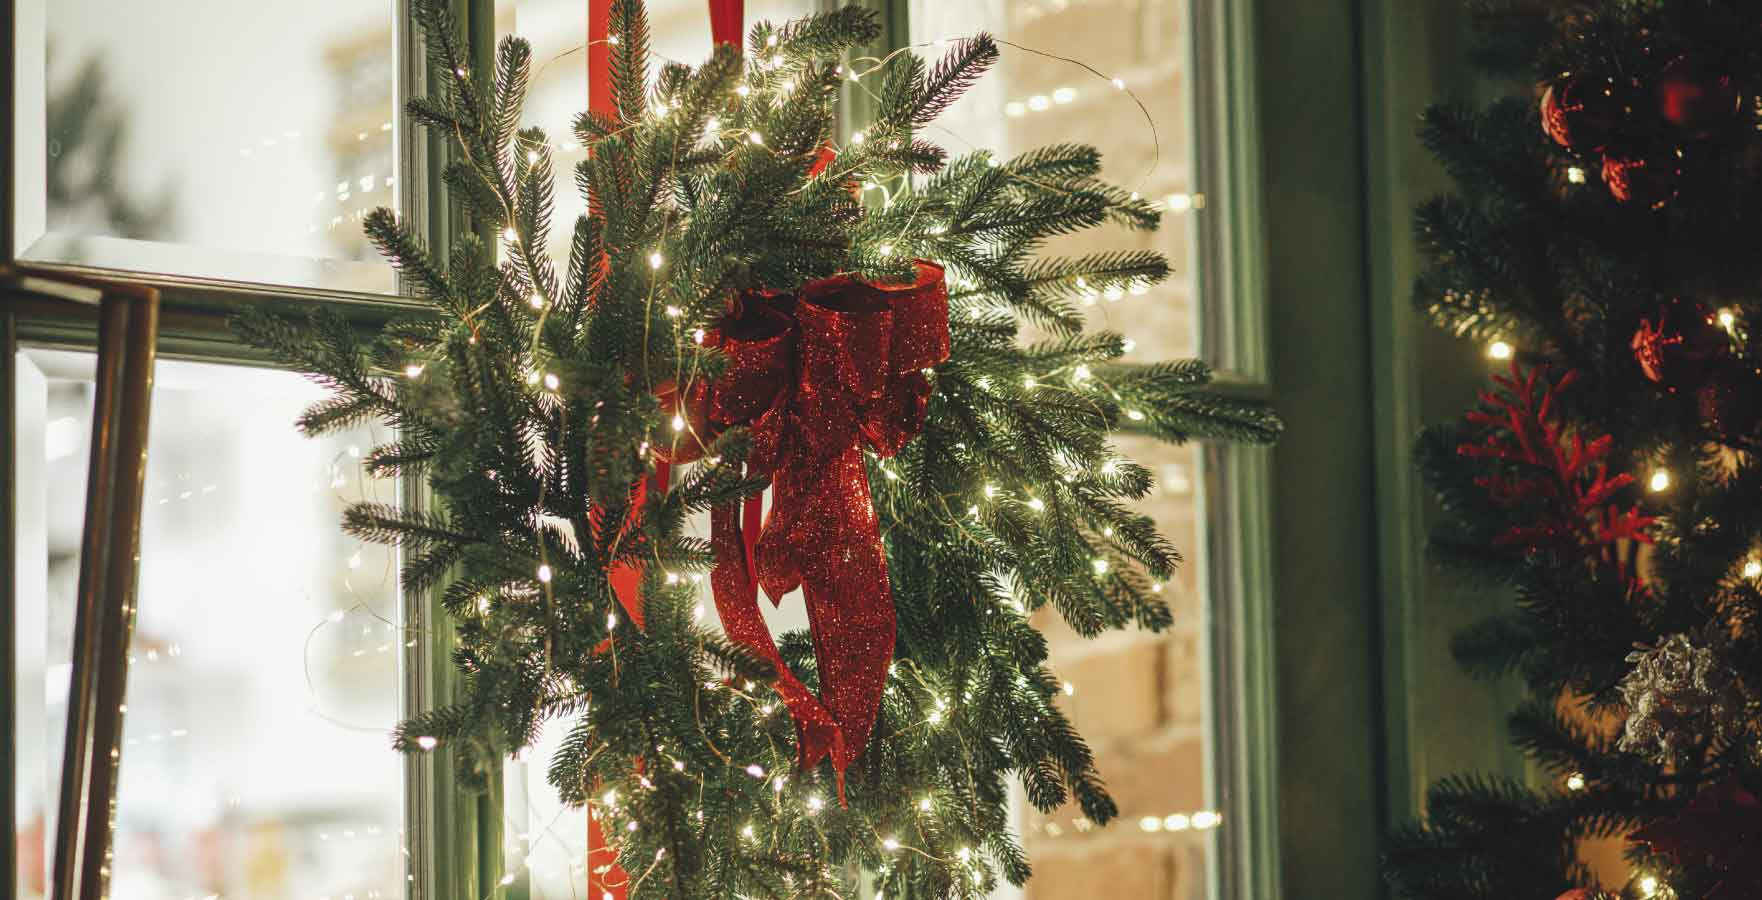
[709,0,745,46]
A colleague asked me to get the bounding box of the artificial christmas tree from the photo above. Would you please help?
[1386,1,1762,897]
[235,1,1279,897]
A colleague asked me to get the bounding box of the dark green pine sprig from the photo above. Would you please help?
[1386,3,1762,899]
[236,1,1279,896]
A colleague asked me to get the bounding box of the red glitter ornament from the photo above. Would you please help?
[671,262,949,800]
[1631,779,1762,900]
[1631,298,1728,387]
[1656,56,1741,136]
[1602,150,1681,208]
[1541,76,1624,151]
[1697,372,1762,438]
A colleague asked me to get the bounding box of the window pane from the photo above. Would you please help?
[13,0,399,292]
[909,3,1223,898]
[911,0,1202,361]
[12,351,407,900]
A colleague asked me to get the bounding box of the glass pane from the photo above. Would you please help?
[495,2,821,893]
[12,350,407,900]
[909,3,1223,898]
[911,0,1202,361]
[13,0,399,292]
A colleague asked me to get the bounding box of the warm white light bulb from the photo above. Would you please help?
[736,84,751,97]
[503,226,518,242]
[748,131,764,145]
[1745,559,1762,579]
[1073,365,1092,382]
[543,373,560,391]
[405,364,424,378]
[537,564,553,583]
[882,837,900,851]
[851,131,866,145]
[1564,772,1587,791]
[1091,558,1110,575]
[879,244,894,257]
[1649,470,1671,493]
[530,293,544,309]
[416,735,439,750]
[665,305,682,318]
[1027,497,1045,512]
[672,414,687,432]
[1111,77,1126,90]
[649,251,664,269]
[1488,340,1514,360]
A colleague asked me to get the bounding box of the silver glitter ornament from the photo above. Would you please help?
[1618,632,1750,764]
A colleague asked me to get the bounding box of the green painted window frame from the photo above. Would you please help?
[4,1,1284,896]
[1,1,504,898]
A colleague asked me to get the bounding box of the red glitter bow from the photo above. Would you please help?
[670,262,949,798]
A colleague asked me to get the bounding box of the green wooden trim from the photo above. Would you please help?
[2,310,18,898]
[1191,0,1269,382]
[1252,0,1386,895]
[832,0,906,144]
[1359,0,1528,832]
[407,2,503,898]
[1203,443,1280,900]
[1188,1,1281,897]
[1360,0,1425,829]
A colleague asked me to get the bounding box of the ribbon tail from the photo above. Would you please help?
[587,799,628,899]
[710,497,843,777]
[784,448,895,803]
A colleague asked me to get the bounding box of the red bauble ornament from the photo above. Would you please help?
[1602,150,1681,208]
[1697,370,1762,437]
[1656,56,1741,136]
[1631,298,1729,387]
[1631,779,1762,900]
[1542,76,1624,151]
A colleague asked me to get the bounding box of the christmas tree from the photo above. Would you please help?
[235,1,1279,897]
[1385,2,1762,898]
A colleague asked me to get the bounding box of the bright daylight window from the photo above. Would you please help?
[17,0,399,292]
[13,352,406,900]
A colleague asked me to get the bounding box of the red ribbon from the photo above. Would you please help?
[670,263,950,798]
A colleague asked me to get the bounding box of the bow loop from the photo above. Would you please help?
[694,262,949,796]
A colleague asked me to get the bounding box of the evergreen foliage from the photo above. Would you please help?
[1386,2,1762,897]
[236,2,1279,896]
